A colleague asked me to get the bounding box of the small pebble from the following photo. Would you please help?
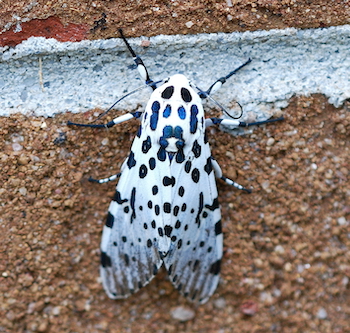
[241,300,259,315]
[185,21,194,28]
[337,217,347,225]
[266,137,275,146]
[316,308,327,319]
[12,143,23,151]
[170,306,195,321]
[213,297,226,309]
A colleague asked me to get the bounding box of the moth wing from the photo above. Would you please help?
[100,132,172,299]
[163,140,223,304]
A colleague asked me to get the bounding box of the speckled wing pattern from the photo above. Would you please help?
[163,136,222,304]
[100,74,223,303]
[100,123,172,299]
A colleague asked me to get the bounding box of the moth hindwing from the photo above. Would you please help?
[68,30,283,304]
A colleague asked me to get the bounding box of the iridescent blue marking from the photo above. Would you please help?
[176,140,184,149]
[157,147,166,161]
[174,126,184,150]
[190,105,198,134]
[159,137,169,148]
[178,106,186,120]
[150,101,160,130]
[163,126,173,138]
[163,105,171,118]
[176,148,185,163]
[174,126,183,139]
[136,125,142,138]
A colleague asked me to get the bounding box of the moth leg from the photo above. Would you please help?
[198,59,252,98]
[67,111,141,129]
[211,157,251,193]
[205,116,284,129]
[119,29,157,90]
[89,173,121,184]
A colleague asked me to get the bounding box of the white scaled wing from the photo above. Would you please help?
[163,136,223,304]
[100,123,173,299]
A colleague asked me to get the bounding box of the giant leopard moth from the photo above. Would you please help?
[68,30,282,304]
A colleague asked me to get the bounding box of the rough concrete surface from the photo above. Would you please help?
[1,25,350,121]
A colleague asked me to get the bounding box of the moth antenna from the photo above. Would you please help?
[119,29,156,89]
[195,86,243,119]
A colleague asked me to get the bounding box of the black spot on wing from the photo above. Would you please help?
[142,136,152,153]
[152,185,158,195]
[164,225,173,237]
[193,260,200,272]
[173,206,179,216]
[205,197,219,211]
[124,253,130,266]
[149,157,156,170]
[105,212,114,228]
[184,160,192,173]
[190,104,199,134]
[204,157,213,174]
[101,252,112,267]
[163,176,175,186]
[113,190,128,204]
[127,151,136,169]
[139,164,148,178]
[192,140,201,158]
[130,187,136,221]
[191,168,200,183]
[195,192,204,227]
[210,259,221,275]
[155,205,160,216]
[181,87,192,102]
[163,202,171,213]
[161,86,174,99]
[178,186,185,197]
[215,220,222,235]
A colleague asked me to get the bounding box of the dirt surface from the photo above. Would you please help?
[1,0,350,42]
[1,95,349,332]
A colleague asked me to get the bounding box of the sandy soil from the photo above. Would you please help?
[1,0,350,40]
[1,95,349,332]
[1,1,350,332]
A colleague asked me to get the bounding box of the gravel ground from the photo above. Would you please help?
[1,0,350,41]
[1,95,349,332]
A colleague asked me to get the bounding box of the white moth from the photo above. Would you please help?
[69,30,282,304]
